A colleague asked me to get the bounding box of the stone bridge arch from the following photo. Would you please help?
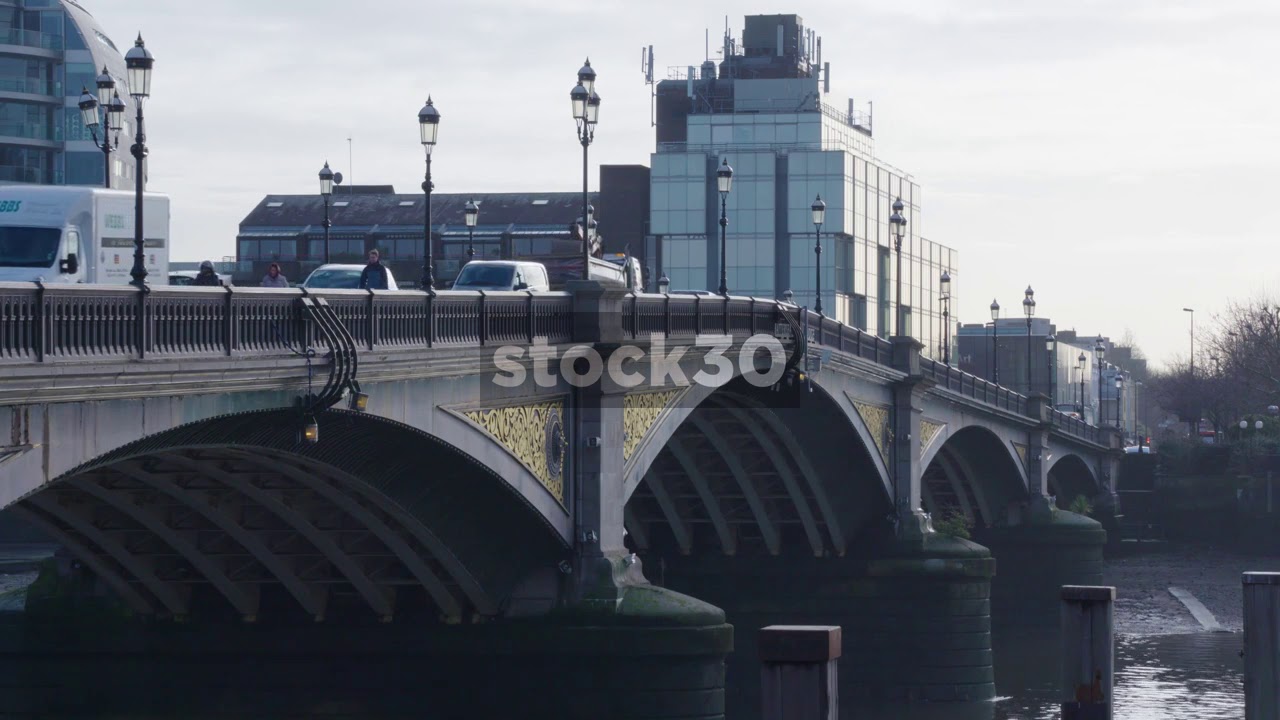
[9,409,566,624]
[1047,453,1100,509]
[622,378,891,560]
[920,425,1029,529]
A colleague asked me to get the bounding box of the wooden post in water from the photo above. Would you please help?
[1060,585,1114,720]
[1244,571,1280,719]
[759,625,840,720]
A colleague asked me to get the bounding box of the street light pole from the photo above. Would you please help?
[418,98,440,291]
[812,194,826,313]
[571,60,600,281]
[1046,334,1057,402]
[1114,376,1123,428]
[889,197,907,335]
[124,34,153,288]
[1078,352,1087,414]
[1135,380,1144,452]
[1184,307,1197,436]
[77,68,126,189]
[1094,339,1106,426]
[940,270,951,364]
[1023,285,1036,395]
[716,159,734,296]
[318,162,335,264]
[464,199,478,262]
[990,299,1000,384]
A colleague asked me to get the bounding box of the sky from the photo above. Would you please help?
[93,0,1280,368]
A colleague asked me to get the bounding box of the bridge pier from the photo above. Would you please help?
[9,554,731,719]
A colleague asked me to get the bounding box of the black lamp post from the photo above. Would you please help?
[716,158,734,295]
[318,161,335,264]
[1077,351,1087,414]
[990,299,1000,384]
[889,197,907,335]
[570,59,600,281]
[418,97,440,290]
[1045,334,1056,401]
[77,68,126,189]
[1114,375,1124,428]
[940,270,951,364]
[812,194,826,313]
[124,34,153,288]
[464,199,479,262]
[1094,338,1106,425]
[657,273,670,294]
[1023,285,1036,394]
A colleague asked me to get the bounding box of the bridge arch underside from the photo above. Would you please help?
[1047,454,1099,509]
[921,426,1028,529]
[11,409,565,624]
[624,382,890,560]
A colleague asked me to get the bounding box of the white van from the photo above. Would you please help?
[452,261,550,292]
[0,186,169,284]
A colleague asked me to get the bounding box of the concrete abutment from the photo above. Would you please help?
[977,509,1107,624]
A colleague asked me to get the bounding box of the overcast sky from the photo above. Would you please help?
[96,0,1280,367]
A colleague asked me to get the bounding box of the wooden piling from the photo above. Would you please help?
[1060,585,1114,720]
[1244,571,1280,719]
[759,625,840,720]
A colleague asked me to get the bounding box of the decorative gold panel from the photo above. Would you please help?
[919,420,945,459]
[463,401,567,504]
[850,398,891,465]
[1013,442,1028,471]
[623,390,680,462]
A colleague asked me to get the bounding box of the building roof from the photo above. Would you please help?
[239,191,601,231]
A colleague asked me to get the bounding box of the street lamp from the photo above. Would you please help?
[77,68,126,188]
[570,59,600,281]
[1045,334,1056,401]
[1135,380,1144,452]
[318,161,335,264]
[124,34,153,288]
[1077,351,1087,414]
[1023,285,1036,394]
[939,270,952,364]
[464,199,479,262]
[889,197,907,335]
[812,194,826,313]
[716,158,734,295]
[990,299,1000,384]
[1114,375,1123,428]
[1184,307,1197,436]
[418,97,440,290]
[1094,338,1106,425]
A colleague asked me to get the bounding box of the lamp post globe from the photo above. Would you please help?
[811,194,826,312]
[716,158,734,296]
[577,58,596,95]
[417,97,440,290]
[123,34,153,288]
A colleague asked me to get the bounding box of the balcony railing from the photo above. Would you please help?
[1,29,64,51]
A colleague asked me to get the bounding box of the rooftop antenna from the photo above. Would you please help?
[640,44,656,127]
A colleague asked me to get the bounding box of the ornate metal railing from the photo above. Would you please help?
[921,356,1029,416]
[0,282,1105,441]
[1049,408,1101,444]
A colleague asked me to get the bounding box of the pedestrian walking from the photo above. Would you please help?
[359,249,389,290]
[194,260,223,286]
[261,263,288,288]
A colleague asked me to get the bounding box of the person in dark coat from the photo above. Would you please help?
[359,249,389,290]
[194,260,223,286]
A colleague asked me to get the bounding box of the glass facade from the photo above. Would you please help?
[0,0,134,189]
[649,78,960,358]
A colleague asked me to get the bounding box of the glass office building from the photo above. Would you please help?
[0,0,136,187]
[649,13,958,355]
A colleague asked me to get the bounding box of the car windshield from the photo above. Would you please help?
[0,226,60,268]
[304,268,362,288]
[454,265,515,287]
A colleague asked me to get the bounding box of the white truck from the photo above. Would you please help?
[0,186,169,284]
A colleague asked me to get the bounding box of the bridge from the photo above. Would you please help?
[0,281,1118,718]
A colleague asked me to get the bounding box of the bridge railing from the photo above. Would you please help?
[1049,408,1101,444]
[803,310,895,365]
[919,356,1029,415]
[623,293,776,340]
[0,283,576,363]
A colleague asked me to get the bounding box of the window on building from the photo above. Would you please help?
[64,151,103,185]
[64,62,95,96]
